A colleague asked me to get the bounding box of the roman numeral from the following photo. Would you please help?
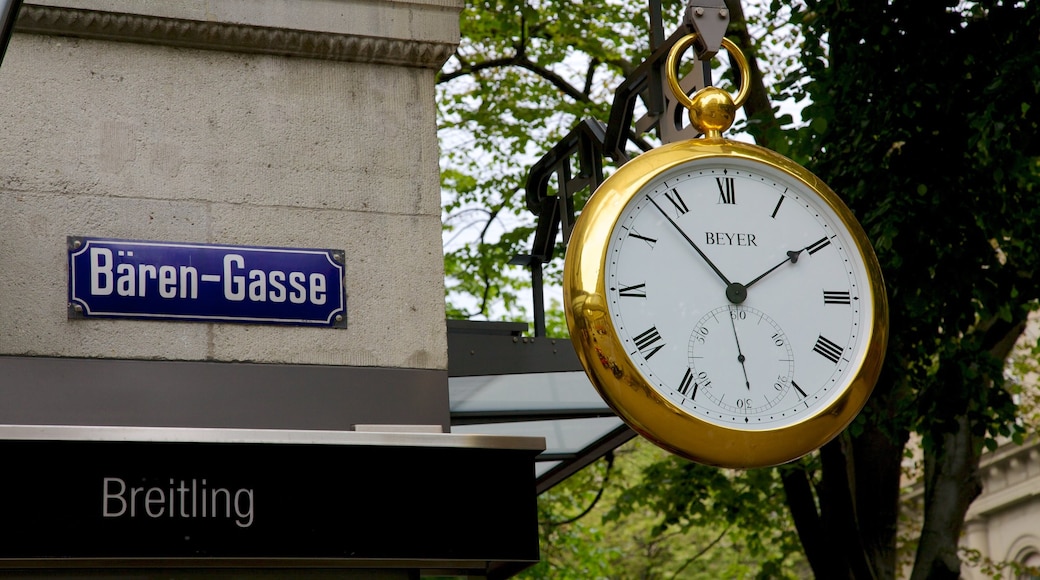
[812,335,844,364]
[716,177,736,204]
[663,189,689,216]
[807,236,832,255]
[633,326,665,360]
[792,380,808,399]
[628,230,657,247]
[771,194,785,218]
[823,290,852,305]
[678,368,696,398]
[618,283,647,298]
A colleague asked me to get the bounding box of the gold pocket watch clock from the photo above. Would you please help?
[564,35,888,468]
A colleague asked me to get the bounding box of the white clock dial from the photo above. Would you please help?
[603,155,872,431]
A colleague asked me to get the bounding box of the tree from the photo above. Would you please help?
[782,2,1040,577]
[438,0,1040,578]
[439,0,686,321]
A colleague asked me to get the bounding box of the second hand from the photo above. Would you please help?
[728,307,751,391]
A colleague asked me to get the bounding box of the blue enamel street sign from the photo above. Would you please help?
[68,237,347,327]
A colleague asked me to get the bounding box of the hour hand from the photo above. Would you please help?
[744,249,803,289]
[744,235,833,290]
[646,195,732,287]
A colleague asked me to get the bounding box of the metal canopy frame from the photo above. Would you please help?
[0,0,21,67]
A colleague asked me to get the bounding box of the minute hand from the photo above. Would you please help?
[646,195,732,287]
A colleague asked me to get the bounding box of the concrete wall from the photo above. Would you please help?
[0,0,460,369]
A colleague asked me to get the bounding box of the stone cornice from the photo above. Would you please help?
[966,435,1040,520]
[15,3,458,69]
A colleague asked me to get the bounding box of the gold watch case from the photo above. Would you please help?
[563,137,888,468]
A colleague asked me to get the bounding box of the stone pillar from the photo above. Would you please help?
[0,0,461,429]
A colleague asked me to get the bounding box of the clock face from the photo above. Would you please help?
[604,155,872,430]
[564,139,886,466]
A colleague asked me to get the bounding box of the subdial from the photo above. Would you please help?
[687,305,795,417]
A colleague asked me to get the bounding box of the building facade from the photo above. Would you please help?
[962,436,1040,579]
[0,1,542,577]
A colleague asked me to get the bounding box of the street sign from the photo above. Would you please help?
[68,237,347,327]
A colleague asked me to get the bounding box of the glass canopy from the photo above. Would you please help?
[447,319,634,492]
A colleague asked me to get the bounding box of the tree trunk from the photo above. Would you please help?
[849,405,907,580]
[782,464,852,579]
[909,415,983,580]
[909,319,1025,579]
[781,388,908,579]
[819,437,878,579]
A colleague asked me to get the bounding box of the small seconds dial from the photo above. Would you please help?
[687,305,795,423]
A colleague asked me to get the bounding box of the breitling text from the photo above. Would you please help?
[102,477,254,528]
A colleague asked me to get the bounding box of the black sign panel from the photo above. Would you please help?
[0,438,540,563]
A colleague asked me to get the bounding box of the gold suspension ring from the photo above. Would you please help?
[665,34,751,138]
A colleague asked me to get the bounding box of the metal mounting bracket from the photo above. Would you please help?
[684,0,730,60]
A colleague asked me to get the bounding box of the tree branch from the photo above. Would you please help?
[438,51,590,105]
[669,523,733,579]
[516,58,591,103]
[438,55,523,84]
[582,58,599,98]
[981,314,1028,362]
[542,453,615,527]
